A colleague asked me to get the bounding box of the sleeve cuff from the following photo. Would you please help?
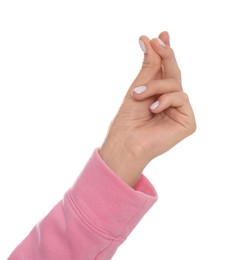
[67,149,158,239]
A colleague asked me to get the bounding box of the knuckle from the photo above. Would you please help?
[181,91,189,101]
[183,116,196,136]
[188,121,197,135]
[192,121,197,133]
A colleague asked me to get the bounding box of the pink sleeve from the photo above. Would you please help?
[8,149,158,260]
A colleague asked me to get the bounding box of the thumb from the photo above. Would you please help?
[130,35,162,91]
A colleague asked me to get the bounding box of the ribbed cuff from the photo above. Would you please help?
[68,149,158,239]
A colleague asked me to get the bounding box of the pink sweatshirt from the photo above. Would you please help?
[8,149,158,260]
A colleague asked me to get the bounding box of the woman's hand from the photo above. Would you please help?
[100,32,196,186]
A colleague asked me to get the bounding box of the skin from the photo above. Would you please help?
[99,31,196,187]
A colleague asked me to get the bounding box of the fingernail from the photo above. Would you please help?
[157,38,166,47]
[132,85,147,95]
[150,100,159,110]
[139,39,147,53]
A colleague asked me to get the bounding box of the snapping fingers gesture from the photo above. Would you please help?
[100,32,196,186]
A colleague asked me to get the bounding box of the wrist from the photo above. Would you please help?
[99,134,147,187]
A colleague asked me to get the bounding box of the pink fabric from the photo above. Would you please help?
[8,149,158,260]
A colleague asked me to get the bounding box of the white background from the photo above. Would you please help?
[0,0,241,259]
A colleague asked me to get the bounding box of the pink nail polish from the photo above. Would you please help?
[150,100,159,110]
[139,39,147,53]
[157,38,166,47]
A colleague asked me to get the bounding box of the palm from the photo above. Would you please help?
[114,92,188,160]
[136,109,187,158]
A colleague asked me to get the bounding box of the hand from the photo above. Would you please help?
[100,32,196,186]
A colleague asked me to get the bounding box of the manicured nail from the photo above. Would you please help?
[157,38,166,47]
[150,100,159,110]
[139,39,147,53]
[132,85,147,95]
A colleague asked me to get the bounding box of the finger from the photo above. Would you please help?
[131,79,182,100]
[150,36,181,82]
[159,31,170,46]
[149,91,191,115]
[127,35,162,95]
